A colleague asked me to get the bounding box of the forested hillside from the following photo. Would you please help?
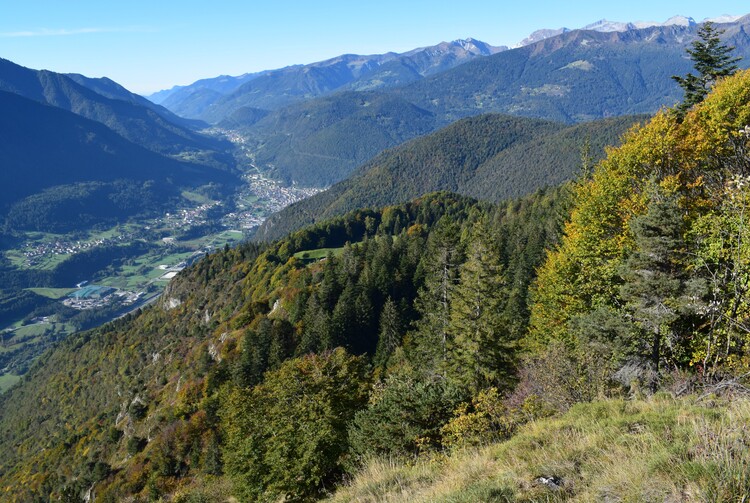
[0,188,567,501]
[0,58,231,162]
[229,91,438,186]
[0,91,239,232]
[528,68,750,379]
[255,113,642,241]
[333,67,750,503]
[65,73,206,130]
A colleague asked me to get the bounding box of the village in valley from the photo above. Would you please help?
[0,167,322,388]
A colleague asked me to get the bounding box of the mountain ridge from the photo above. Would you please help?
[0,90,239,231]
[150,38,506,122]
[394,18,750,122]
[223,17,749,189]
[254,113,643,241]
[0,58,229,159]
[149,13,748,117]
[516,13,743,47]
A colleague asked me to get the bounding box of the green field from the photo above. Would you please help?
[292,237,383,262]
[26,287,75,299]
[181,191,214,205]
[237,194,260,205]
[6,248,70,270]
[293,247,345,261]
[0,374,21,394]
[180,229,244,249]
[98,248,198,289]
[0,321,75,360]
[88,226,131,241]
[5,250,26,268]
[12,321,74,340]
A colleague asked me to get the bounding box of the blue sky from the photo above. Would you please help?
[1,0,748,95]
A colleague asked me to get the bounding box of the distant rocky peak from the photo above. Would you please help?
[704,14,743,24]
[582,16,696,32]
[582,19,636,33]
[516,28,570,48]
[450,37,505,55]
[516,14,716,47]
[407,37,506,58]
[660,15,697,27]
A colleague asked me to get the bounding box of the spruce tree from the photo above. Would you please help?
[446,221,512,393]
[231,326,270,388]
[298,293,331,354]
[619,184,691,390]
[373,297,402,370]
[330,280,358,349]
[407,220,462,376]
[672,21,740,116]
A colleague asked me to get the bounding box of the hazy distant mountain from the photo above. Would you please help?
[705,14,744,23]
[0,58,228,157]
[148,71,266,104]
[152,38,505,123]
[514,14,743,47]
[0,91,238,232]
[395,16,750,123]
[149,71,271,119]
[223,17,748,188]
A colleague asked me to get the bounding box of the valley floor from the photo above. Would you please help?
[0,168,323,390]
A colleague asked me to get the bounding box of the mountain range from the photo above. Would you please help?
[198,16,750,188]
[515,14,743,46]
[150,14,748,126]
[0,58,229,159]
[151,38,506,122]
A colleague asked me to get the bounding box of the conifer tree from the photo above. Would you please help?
[407,220,462,376]
[298,293,331,354]
[231,326,270,388]
[446,221,512,393]
[353,287,376,352]
[672,22,740,116]
[330,280,358,349]
[619,184,692,390]
[373,297,402,370]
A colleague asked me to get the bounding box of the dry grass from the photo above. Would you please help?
[330,395,750,502]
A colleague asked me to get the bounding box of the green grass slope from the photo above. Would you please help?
[331,394,750,502]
